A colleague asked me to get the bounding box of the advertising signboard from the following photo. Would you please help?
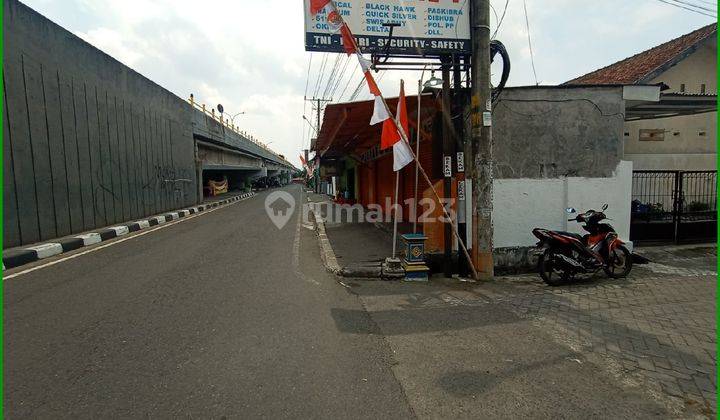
[304,0,471,56]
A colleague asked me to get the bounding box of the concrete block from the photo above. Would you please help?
[109,226,129,236]
[26,243,63,259]
[75,233,101,246]
[3,248,39,268]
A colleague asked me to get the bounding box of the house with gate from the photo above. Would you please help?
[566,24,717,244]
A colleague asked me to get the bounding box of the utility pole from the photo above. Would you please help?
[441,57,453,278]
[305,96,331,193]
[470,0,494,279]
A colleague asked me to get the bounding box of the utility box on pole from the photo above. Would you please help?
[470,0,494,279]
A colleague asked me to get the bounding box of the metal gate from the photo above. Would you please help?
[630,170,717,244]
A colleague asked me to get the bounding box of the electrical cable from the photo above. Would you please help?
[329,55,351,100]
[666,0,717,14]
[522,0,539,85]
[490,40,510,103]
[493,98,626,119]
[313,53,328,98]
[348,74,366,101]
[322,54,343,99]
[491,0,510,40]
[337,61,360,102]
[301,53,313,150]
[654,0,716,17]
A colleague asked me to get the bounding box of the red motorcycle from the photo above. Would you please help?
[532,205,632,286]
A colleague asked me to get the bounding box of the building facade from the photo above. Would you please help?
[567,24,717,171]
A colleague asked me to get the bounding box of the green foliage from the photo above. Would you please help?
[687,201,711,212]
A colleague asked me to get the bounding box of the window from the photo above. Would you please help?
[680,83,686,93]
[701,84,706,94]
[639,129,665,141]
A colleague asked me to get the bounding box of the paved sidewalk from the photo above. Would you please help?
[485,247,717,416]
[341,244,717,418]
[306,193,394,276]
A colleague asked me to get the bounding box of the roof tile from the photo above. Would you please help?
[565,24,716,85]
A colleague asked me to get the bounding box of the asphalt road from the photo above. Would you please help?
[4,185,413,418]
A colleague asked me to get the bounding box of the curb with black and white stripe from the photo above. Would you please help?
[2,192,256,270]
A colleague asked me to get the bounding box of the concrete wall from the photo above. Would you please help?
[3,0,197,247]
[493,161,634,271]
[492,86,625,179]
[488,86,630,271]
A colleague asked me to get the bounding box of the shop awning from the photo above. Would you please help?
[313,93,440,159]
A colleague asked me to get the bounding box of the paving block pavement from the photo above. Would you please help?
[481,245,717,417]
[343,244,716,418]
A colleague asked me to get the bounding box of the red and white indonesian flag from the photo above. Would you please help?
[356,53,389,125]
[381,81,414,171]
[310,0,356,54]
[308,0,411,170]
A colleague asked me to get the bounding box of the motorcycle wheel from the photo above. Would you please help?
[603,245,633,278]
[538,248,569,286]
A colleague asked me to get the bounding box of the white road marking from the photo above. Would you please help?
[293,188,319,286]
[4,200,240,280]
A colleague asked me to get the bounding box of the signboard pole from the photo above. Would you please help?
[470,0,494,279]
[441,57,454,278]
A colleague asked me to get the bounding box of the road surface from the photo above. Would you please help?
[4,185,413,418]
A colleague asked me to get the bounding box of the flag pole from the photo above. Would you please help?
[392,170,400,257]
[380,96,479,280]
[413,78,421,233]
[328,1,479,279]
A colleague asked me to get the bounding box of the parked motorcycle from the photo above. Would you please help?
[532,204,632,286]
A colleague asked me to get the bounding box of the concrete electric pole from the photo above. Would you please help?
[305,96,331,193]
[470,0,494,279]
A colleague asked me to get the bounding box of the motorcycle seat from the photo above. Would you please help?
[553,231,585,241]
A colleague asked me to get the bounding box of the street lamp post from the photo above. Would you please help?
[413,67,443,233]
[228,111,246,125]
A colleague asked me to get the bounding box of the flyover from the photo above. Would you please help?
[190,100,296,197]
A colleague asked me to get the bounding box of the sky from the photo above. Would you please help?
[24,0,715,167]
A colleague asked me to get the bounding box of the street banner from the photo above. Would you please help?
[304,0,471,55]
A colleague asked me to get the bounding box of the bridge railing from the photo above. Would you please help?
[188,94,292,167]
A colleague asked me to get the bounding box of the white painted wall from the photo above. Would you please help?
[493,161,633,249]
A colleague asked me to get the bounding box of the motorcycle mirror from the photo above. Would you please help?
[602,203,609,211]
[565,207,576,214]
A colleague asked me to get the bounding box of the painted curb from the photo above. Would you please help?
[310,205,342,275]
[2,191,257,270]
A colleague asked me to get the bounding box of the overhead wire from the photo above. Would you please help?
[522,0,539,85]
[322,53,343,99]
[312,53,328,98]
[491,0,510,40]
[337,61,360,102]
[666,0,717,14]
[328,55,352,100]
[301,53,313,152]
[654,0,716,17]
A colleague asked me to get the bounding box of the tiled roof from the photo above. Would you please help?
[565,24,716,85]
